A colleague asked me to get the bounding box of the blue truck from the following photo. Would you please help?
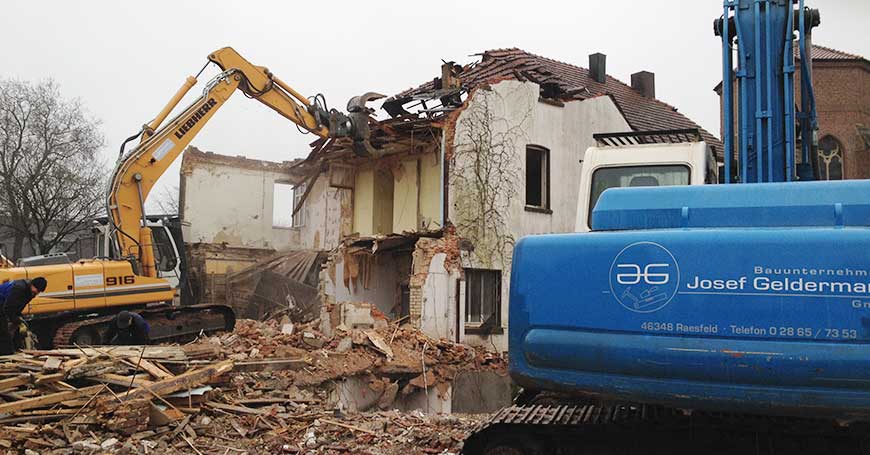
[462,1,870,454]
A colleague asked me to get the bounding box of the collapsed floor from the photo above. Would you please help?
[0,317,509,454]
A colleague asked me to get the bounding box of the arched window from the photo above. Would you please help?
[817,135,844,180]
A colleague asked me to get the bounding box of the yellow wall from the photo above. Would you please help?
[373,169,394,234]
[419,154,442,229]
[352,152,442,236]
[353,168,375,236]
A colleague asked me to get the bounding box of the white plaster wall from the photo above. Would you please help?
[419,253,459,341]
[293,174,346,251]
[451,80,632,353]
[182,164,296,250]
[324,253,407,317]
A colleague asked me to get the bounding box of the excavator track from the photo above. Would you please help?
[50,304,235,347]
[462,404,870,455]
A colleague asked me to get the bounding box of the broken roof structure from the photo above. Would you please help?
[296,47,723,167]
[384,48,723,155]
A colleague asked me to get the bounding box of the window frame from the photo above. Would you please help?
[292,183,307,228]
[524,144,551,213]
[464,268,503,334]
[817,135,844,181]
[587,163,691,229]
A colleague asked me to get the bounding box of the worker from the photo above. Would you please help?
[0,277,47,355]
[105,311,150,345]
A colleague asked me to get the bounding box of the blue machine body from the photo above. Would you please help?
[509,181,870,417]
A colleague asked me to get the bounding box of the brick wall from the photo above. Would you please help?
[795,62,870,179]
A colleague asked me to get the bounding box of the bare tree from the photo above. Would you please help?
[0,79,105,258]
[149,183,179,215]
[450,85,529,268]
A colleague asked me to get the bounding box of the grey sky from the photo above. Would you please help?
[2,0,867,209]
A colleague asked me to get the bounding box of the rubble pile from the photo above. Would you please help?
[0,319,506,454]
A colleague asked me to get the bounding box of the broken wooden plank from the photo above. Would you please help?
[0,384,103,415]
[0,374,31,391]
[132,358,174,380]
[204,401,266,415]
[34,373,65,385]
[97,360,233,407]
[231,358,306,373]
[94,373,154,389]
[41,357,62,371]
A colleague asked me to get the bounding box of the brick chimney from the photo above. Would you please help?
[631,71,656,99]
[589,53,606,83]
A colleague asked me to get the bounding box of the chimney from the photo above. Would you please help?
[589,53,606,83]
[631,71,656,99]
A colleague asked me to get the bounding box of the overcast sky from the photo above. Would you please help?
[2,0,867,208]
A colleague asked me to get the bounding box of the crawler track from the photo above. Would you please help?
[462,404,870,455]
[50,304,235,347]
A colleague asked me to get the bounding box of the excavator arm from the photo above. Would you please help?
[107,47,381,277]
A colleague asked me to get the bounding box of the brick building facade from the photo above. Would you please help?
[717,45,870,179]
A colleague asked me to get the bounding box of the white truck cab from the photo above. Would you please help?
[575,130,718,232]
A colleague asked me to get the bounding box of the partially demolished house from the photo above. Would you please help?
[286,48,722,352]
[179,147,328,320]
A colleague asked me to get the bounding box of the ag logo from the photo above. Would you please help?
[609,242,679,313]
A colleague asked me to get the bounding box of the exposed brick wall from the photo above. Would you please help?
[718,58,870,179]
[795,62,870,179]
[408,233,461,324]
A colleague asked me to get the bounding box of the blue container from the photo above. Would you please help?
[509,181,870,417]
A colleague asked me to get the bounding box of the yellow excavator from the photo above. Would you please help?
[0,47,382,347]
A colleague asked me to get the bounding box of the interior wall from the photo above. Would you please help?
[324,251,411,318]
[181,163,298,250]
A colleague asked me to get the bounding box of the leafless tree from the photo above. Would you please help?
[150,183,179,215]
[450,85,529,268]
[0,79,106,258]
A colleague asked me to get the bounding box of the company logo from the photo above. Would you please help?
[609,242,680,313]
[174,98,217,140]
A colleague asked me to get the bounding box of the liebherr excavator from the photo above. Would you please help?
[0,47,382,348]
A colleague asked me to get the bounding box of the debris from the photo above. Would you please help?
[0,318,505,454]
[281,323,295,335]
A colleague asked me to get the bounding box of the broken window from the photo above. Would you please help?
[272,183,294,228]
[525,145,550,211]
[465,268,501,327]
[292,183,307,227]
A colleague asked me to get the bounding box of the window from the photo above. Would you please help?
[465,269,501,329]
[525,145,550,211]
[151,227,178,272]
[292,183,307,227]
[272,183,294,228]
[817,135,844,181]
[589,165,690,228]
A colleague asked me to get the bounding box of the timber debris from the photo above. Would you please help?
[0,318,505,454]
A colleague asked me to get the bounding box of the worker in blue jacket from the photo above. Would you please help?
[105,311,151,345]
[0,277,47,354]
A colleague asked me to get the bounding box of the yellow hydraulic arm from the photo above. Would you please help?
[107,47,382,277]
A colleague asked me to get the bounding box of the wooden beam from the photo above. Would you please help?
[97,360,233,408]
[0,375,31,392]
[94,373,154,389]
[131,359,174,380]
[0,385,103,415]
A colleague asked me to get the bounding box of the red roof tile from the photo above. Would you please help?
[393,48,723,156]
[797,44,866,61]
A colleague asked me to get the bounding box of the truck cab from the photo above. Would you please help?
[575,130,718,232]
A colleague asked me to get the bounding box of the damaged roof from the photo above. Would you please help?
[390,48,723,155]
